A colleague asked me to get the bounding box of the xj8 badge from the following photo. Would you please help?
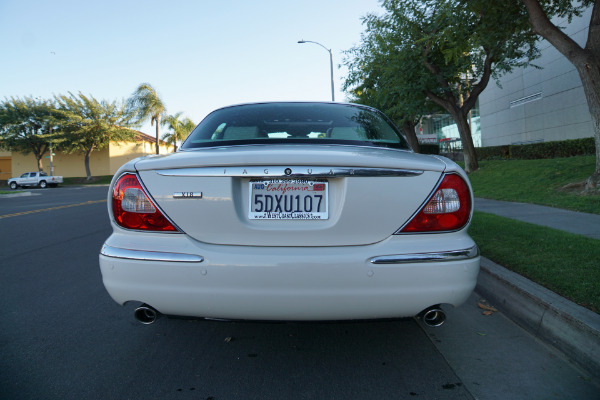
[173,192,203,199]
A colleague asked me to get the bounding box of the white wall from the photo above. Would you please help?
[479,6,593,146]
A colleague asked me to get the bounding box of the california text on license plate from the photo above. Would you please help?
[248,179,328,220]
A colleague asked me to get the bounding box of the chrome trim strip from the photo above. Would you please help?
[155,166,423,178]
[100,244,204,263]
[369,246,479,264]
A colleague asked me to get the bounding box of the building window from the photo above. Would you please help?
[426,100,481,149]
[509,92,542,108]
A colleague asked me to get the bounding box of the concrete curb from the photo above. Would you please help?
[476,257,600,380]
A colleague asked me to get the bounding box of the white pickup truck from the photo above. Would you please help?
[8,171,64,189]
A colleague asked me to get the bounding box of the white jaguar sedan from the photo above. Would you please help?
[99,102,479,326]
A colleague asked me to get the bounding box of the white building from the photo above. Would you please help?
[478,6,593,146]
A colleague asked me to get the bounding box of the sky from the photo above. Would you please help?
[0,0,382,134]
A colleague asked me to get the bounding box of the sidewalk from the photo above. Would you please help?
[473,197,600,381]
[475,197,600,239]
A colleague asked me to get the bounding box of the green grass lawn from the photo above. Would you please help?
[62,175,113,185]
[463,155,599,313]
[467,155,599,214]
[469,211,600,313]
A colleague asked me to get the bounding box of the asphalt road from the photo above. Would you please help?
[1,186,598,400]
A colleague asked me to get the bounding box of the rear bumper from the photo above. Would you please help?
[99,233,480,321]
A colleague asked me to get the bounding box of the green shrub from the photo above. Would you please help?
[477,145,510,160]
[418,144,440,155]
[478,137,594,160]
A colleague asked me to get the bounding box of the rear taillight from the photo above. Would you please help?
[399,173,471,233]
[112,173,177,232]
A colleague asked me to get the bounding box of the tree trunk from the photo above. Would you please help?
[589,117,600,190]
[448,108,479,173]
[84,148,93,181]
[401,120,421,152]
[155,117,160,155]
[522,0,600,191]
[576,58,600,191]
[34,143,49,172]
[583,95,600,191]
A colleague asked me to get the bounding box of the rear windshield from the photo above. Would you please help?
[180,103,411,150]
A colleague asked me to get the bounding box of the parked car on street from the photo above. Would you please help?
[8,171,63,189]
[99,102,480,325]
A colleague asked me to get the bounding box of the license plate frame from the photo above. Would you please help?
[248,179,329,220]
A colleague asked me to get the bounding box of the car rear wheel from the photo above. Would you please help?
[9,181,18,190]
[39,180,47,188]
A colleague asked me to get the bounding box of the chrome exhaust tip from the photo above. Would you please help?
[420,306,446,327]
[134,304,159,325]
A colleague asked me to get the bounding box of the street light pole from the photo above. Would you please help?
[298,40,335,102]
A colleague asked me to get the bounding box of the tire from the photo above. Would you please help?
[9,181,18,190]
[39,180,47,188]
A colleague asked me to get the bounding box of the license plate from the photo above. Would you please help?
[249,179,328,220]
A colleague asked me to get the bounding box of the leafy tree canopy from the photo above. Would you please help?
[0,96,63,171]
[55,92,136,179]
[344,0,540,172]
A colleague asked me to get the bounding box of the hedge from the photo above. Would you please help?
[418,144,440,155]
[477,137,595,160]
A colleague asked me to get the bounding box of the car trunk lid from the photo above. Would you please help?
[135,145,446,246]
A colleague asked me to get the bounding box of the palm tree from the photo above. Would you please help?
[128,83,166,154]
[161,112,196,152]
